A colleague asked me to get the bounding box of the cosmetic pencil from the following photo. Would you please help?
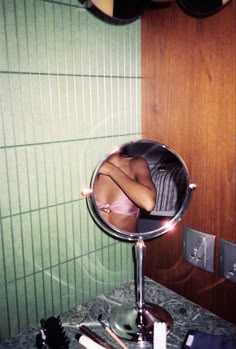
[99,324,128,349]
[79,325,116,349]
[97,317,128,349]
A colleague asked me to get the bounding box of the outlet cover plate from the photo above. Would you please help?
[183,227,215,272]
[219,239,236,284]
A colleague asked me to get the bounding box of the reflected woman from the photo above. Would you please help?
[94,144,156,233]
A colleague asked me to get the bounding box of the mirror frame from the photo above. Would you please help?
[176,0,232,18]
[87,140,196,241]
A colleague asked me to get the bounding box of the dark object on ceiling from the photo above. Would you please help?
[78,0,149,24]
[78,0,172,25]
[176,0,232,18]
[79,0,232,24]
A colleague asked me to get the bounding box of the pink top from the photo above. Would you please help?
[96,194,139,217]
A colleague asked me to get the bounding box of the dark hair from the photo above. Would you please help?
[120,143,135,157]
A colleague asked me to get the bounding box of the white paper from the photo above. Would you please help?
[186,334,194,347]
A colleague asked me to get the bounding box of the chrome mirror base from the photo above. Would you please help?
[109,239,173,345]
[110,303,173,344]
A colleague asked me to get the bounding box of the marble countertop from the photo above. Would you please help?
[1,277,236,349]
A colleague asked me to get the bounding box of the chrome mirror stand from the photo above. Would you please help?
[109,238,173,345]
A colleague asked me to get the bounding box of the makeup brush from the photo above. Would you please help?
[97,314,128,349]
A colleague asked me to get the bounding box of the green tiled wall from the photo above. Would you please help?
[0,0,141,340]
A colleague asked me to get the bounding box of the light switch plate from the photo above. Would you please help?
[183,227,215,272]
[219,239,236,284]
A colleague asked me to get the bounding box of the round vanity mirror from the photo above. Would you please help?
[88,0,150,23]
[86,140,195,343]
[87,140,195,241]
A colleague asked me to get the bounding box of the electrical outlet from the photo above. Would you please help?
[183,227,215,272]
[219,239,236,284]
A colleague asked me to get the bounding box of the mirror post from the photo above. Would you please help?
[135,239,146,311]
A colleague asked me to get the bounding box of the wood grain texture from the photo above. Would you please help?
[141,1,236,323]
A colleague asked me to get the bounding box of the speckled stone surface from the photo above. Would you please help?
[1,277,236,348]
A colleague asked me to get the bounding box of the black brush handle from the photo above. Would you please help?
[37,316,69,349]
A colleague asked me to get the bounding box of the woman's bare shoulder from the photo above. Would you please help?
[130,157,150,172]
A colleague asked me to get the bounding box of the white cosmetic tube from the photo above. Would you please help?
[153,322,166,349]
[75,334,106,349]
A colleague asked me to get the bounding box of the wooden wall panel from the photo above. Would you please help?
[141,1,236,323]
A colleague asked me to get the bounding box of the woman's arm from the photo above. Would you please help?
[98,158,156,212]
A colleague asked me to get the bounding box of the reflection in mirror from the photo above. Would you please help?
[87,140,194,241]
[93,142,157,233]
